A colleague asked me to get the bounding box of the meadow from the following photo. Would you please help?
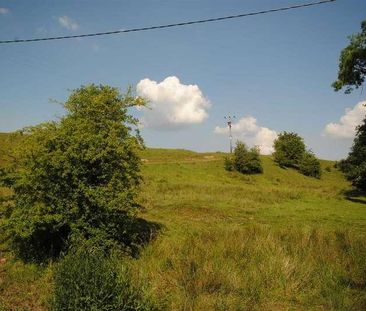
[1,136,366,310]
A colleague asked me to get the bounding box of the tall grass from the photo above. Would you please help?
[131,149,366,310]
[52,248,156,311]
[133,226,366,310]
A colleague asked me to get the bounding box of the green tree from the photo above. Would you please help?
[0,85,146,261]
[299,151,321,179]
[339,117,366,191]
[225,141,263,174]
[332,20,366,94]
[273,132,305,168]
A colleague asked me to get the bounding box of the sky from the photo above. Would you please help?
[1,0,366,160]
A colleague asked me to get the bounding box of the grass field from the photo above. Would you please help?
[1,135,366,310]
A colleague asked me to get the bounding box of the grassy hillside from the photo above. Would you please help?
[1,135,366,310]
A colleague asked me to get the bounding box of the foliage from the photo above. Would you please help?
[332,20,366,93]
[299,151,321,179]
[339,116,366,190]
[52,247,155,311]
[273,132,306,168]
[223,156,234,171]
[0,84,146,262]
[225,141,263,174]
[234,142,263,174]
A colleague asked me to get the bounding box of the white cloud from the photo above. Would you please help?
[0,8,9,14]
[324,101,366,138]
[58,16,79,31]
[214,116,277,155]
[136,76,210,130]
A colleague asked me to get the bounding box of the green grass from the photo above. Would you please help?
[0,136,366,310]
[132,150,366,310]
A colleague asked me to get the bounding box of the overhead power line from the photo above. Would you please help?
[0,0,336,44]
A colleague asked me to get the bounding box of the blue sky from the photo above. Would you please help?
[0,0,365,159]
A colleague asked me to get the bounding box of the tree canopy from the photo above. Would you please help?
[273,131,321,178]
[225,141,263,174]
[332,20,366,94]
[338,116,366,191]
[273,132,305,168]
[0,84,146,261]
[299,151,321,179]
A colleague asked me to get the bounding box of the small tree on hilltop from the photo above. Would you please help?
[225,141,263,174]
[339,116,366,191]
[0,84,146,261]
[299,151,321,179]
[273,132,305,168]
[273,132,321,178]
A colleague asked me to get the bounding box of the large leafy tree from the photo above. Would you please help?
[332,20,366,191]
[1,85,146,261]
[332,20,366,93]
[338,117,366,191]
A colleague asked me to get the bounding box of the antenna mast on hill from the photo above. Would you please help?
[224,115,236,153]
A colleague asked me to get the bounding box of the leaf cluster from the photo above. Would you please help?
[339,116,366,190]
[1,84,146,261]
[299,151,321,179]
[273,132,321,179]
[225,141,263,174]
[273,132,306,168]
[333,20,366,93]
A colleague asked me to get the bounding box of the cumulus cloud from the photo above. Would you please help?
[0,8,9,14]
[136,76,210,130]
[58,16,79,31]
[214,116,277,155]
[324,101,366,138]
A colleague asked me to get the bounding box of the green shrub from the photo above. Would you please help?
[273,132,305,168]
[299,151,321,179]
[52,248,154,311]
[224,156,234,171]
[0,85,146,262]
[225,141,263,174]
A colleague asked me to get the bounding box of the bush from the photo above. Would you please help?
[299,151,321,179]
[224,156,234,171]
[52,247,154,311]
[0,85,146,262]
[343,162,366,191]
[273,132,305,168]
[225,142,263,174]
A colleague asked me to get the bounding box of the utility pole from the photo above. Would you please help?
[224,115,235,153]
